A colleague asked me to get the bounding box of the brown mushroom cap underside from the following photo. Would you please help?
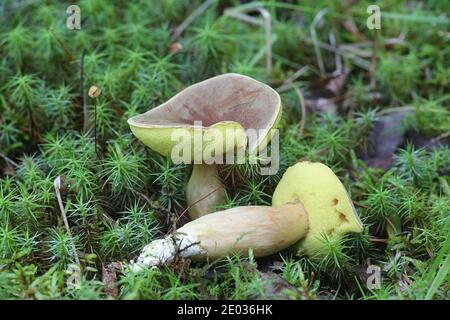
[128,73,281,151]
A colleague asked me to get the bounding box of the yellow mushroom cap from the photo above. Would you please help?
[272,161,363,256]
[127,73,282,162]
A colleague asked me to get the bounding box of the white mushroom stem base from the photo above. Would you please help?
[131,234,204,272]
[130,202,308,272]
[186,163,226,220]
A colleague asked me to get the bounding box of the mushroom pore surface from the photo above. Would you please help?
[127,73,282,156]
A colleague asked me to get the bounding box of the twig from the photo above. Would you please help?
[310,8,328,77]
[281,83,307,138]
[303,36,371,70]
[171,0,215,41]
[174,185,223,226]
[339,33,407,54]
[226,11,262,25]
[49,29,105,159]
[376,106,450,116]
[257,8,272,76]
[0,152,18,167]
[94,98,98,157]
[429,131,450,144]
[80,49,88,133]
[54,176,81,267]
[276,65,310,93]
[353,201,369,209]
[92,97,98,156]
[369,237,388,243]
[48,28,96,86]
[225,6,273,76]
[137,192,172,215]
[48,28,75,61]
[87,86,101,159]
[329,31,342,74]
[369,29,379,88]
[338,43,373,58]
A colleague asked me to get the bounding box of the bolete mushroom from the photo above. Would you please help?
[128,73,281,219]
[130,162,363,271]
[272,161,364,256]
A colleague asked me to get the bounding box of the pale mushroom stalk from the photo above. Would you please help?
[131,202,308,271]
[186,163,225,220]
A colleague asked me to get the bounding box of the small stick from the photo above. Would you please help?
[369,29,379,88]
[173,185,223,228]
[288,83,307,138]
[369,237,388,243]
[80,49,88,133]
[329,31,342,74]
[171,0,215,41]
[377,106,450,116]
[54,176,81,267]
[226,11,262,25]
[94,98,98,157]
[48,28,103,156]
[276,65,310,93]
[88,86,101,159]
[49,29,106,159]
[0,152,18,167]
[430,131,450,144]
[137,192,172,216]
[304,36,371,70]
[353,201,370,209]
[49,28,75,61]
[225,7,273,76]
[310,8,328,77]
[308,272,315,289]
[257,8,272,76]
[48,28,96,86]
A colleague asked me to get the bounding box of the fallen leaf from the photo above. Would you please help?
[253,272,302,300]
[102,262,121,299]
[305,70,349,115]
[361,111,412,170]
[341,19,367,41]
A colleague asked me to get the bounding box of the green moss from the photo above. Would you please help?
[0,0,448,300]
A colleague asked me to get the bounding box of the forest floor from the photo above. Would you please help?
[0,1,449,299]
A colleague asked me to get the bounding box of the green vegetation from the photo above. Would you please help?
[0,0,449,300]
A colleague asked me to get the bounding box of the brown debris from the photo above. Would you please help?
[102,262,122,299]
[256,272,302,300]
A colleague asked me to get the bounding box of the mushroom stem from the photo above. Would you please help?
[186,163,226,220]
[131,202,308,271]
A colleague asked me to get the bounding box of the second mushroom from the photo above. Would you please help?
[130,161,363,271]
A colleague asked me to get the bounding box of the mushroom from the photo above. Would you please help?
[130,162,363,271]
[128,73,281,219]
[131,202,308,271]
[272,161,364,256]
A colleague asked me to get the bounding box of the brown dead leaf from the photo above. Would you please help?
[305,71,349,115]
[341,20,367,41]
[254,272,302,300]
[305,97,339,115]
[361,111,412,170]
[169,258,192,283]
[326,72,348,96]
[102,262,122,299]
